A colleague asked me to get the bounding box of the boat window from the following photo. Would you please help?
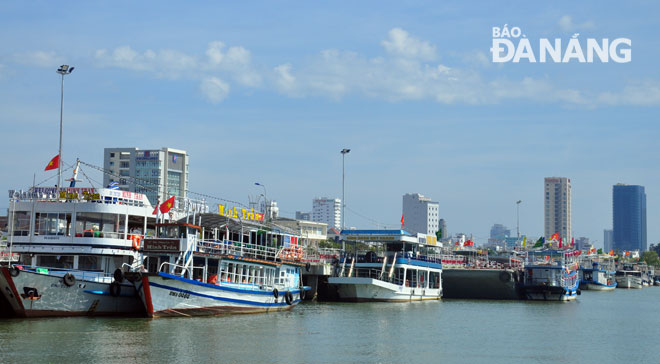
[37,255,74,269]
[75,212,125,239]
[35,213,72,236]
[78,255,101,270]
[11,211,30,236]
[158,225,185,238]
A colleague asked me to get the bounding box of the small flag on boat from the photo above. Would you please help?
[533,237,544,248]
[559,237,563,249]
[522,236,527,247]
[160,196,176,214]
[550,232,559,241]
[400,214,404,228]
[44,154,60,171]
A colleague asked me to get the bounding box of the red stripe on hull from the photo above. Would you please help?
[142,275,154,318]
[1,267,26,316]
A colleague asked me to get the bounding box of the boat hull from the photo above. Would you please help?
[328,277,441,302]
[522,284,579,301]
[616,276,643,289]
[585,282,617,291]
[441,268,522,300]
[0,267,144,318]
[137,273,302,318]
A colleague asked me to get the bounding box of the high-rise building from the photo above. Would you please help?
[613,184,647,252]
[295,211,312,221]
[312,197,341,230]
[103,147,188,206]
[490,224,511,240]
[438,219,447,239]
[544,177,572,242]
[603,229,613,252]
[402,193,439,236]
[575,237,590,251]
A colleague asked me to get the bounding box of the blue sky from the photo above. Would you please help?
[1,1,659,247]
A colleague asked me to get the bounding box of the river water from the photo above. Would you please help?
[0,288,657,364]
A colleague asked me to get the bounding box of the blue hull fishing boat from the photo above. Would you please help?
[521,250,581,301]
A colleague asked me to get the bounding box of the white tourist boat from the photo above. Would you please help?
[132,213,308,317]
[615,270,643,289]
[0,182,177,317]
[328,230,442,302]
[521,250,581,301]
[579,261,617,291]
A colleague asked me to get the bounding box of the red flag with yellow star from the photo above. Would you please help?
[44,154,60,171]
[159,196,175,214]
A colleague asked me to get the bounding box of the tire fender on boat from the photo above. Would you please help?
[9,267,20,277]
[113,268,124,283]
[63,273,76,287]
[300,287,306,300]
[284,291,293,305]
[272,288,279,301]
[109,281,121,297]
[305,263,311,272]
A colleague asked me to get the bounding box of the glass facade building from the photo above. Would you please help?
[613,184,647,252]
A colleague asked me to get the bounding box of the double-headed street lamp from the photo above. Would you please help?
[56,64,74,189]
[255,182,268,220]
[516,200,522,240]
[341,148,350,252]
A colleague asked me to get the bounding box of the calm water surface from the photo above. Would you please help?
[0,288,658,364]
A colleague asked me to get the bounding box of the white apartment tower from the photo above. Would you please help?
[312,197,341,231]
[402,193,439,235]
[544,177,572,242]
[103,147,189,206]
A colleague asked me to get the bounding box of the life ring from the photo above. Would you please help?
[9,267,20,277]
[284,291,293,305]
[272,288,279,300]
[63,273,76,287]
[113,268,124,283]
[132,235,141,250]
[109,281,121,297]
[499,271,511,282]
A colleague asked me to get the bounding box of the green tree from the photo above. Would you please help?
[642,251,660,267]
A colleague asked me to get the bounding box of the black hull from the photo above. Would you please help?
[442,268,523,300]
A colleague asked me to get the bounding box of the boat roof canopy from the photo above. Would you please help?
[340,229,418,243]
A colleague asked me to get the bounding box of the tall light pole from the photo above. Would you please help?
[255,182,267,220]
[341,148,350,252]
[341,149,350,230]
[56,64,74,189]
[516,200,522,240]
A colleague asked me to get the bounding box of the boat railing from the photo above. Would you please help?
[197,239,281,261]
[12,265,115,283]
[158,261,206,280]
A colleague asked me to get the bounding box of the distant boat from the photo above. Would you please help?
[579,262,617,291]
[521,250,581,301]
[328,230,443,302]
[615,269,643,289]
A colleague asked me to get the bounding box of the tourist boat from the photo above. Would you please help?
[131,213,308,317]
[327,230,442,302]
[0,181,169,317]
[615,269,643,289]
[579,262,617,291]
[521,250,581,301]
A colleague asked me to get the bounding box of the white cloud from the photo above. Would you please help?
[94,46,196,79]
[12,51,66,68]
[382,28,436,61]
[558,15,595,33]
[200,76,230,103]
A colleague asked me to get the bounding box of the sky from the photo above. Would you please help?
[1,1,659,247]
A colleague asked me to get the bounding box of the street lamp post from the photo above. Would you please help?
[341,148,350,252]
[516,200,522,240]
[56,65,74,189]
[255,182,267,220]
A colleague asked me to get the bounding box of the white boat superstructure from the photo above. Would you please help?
[615,270,643,289]
[0,185,196,317]
[328,230,442,302]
